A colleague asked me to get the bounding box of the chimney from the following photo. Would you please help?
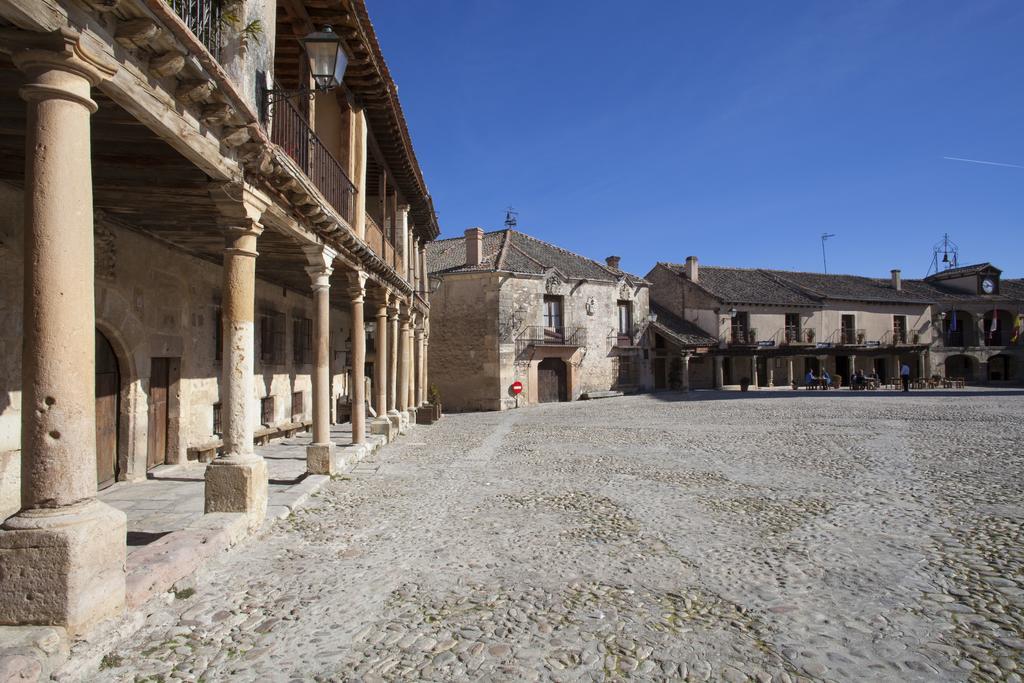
[465,227,483,266]
[605,256,621,270]
[684,255,699,283]
[891,269,902,291]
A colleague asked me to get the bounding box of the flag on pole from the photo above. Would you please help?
[990,310,999,333]
[950,310,957,332]
[1012,314,1023,344]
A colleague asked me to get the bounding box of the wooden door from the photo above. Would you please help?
[147,358,169,469]
[653,358,667,390]
[537,358,567,403]
[95,331,119,489]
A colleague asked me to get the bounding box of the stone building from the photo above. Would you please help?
[647,257,1023,388]
[0,0,437,634]
[426,229,654,411]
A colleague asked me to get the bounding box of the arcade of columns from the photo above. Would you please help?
[0,31,430,634]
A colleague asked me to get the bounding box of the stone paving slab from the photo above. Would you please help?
[79,389,1024,681]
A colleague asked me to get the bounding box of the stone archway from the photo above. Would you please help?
[987,354,1015,382]
[95,308,146,482]
[944,354,976,382]
[944,310,975,347]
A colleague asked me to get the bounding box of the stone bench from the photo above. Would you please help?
[579,390,623,400]
[189,419,313,458]
[186,440,222,463]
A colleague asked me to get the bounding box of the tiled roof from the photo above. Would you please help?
[1002,279,1024,301]
[924,262,1000,281]
[663,263,934,305]
[649,303,718,347]
[770,271,933,304]
[426,229,648,285]
[661,264,819,306]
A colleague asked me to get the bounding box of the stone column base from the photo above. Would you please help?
[306,443,337,475]
[0,500,126,636]
[204,457,267,529]
[370,417,395,442]
[387,410,402,431]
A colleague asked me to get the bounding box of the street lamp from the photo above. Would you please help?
[262,26,348,112]
[729,308,738,318]
[299,26,348,91]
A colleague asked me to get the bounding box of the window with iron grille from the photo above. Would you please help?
[617,355,638,385]
[291,391,304,420]
[212,402,222,436]
[260,310,285,365]
[293,317,312,365]
[260,396,275,426]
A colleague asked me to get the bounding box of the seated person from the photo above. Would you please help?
[805,370,817,388]
[820,370,832,388]
[853,368,867,389]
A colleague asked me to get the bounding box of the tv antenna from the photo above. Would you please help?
[927,233,959,275]
[504,206,518,229]
[820,233,836,274]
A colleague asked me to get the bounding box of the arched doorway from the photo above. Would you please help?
[95,329,120,488]
[988,354,1014,382]
[537,357,567,403]
[945,355,975,382]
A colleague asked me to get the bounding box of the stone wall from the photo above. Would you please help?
[0,181,354,516]
[427,272,502,411]
[497,275,651,409]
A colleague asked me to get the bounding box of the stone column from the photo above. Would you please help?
[387,303,400,424]
[767,362,774,387]
[419,333,429,405]
[302,246,337,474]
[420,242,429,296]
[0,31,125,635]
[714,356,724,389]
[680,352,691,392]
[414,325,425,406]
[407,313,418,412]
[787,358,794,386]
[750,356,758,387]
[398,305,411,414]
[849,355,857,378]
[206,186,270,524]
[347,272,368,444]
[918,350,927,379]
[370,290,393,439]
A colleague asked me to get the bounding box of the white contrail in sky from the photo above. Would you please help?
[943,156,1024,169]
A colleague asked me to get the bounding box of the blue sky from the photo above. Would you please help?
[370,1,1024,278]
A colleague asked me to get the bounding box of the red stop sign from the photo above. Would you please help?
[511,381,523,395]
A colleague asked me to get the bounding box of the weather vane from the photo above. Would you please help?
[504,206,518,229]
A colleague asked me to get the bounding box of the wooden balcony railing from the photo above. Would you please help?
[269,81,356,225]
[167,0,223,60]
[364,212,403,271]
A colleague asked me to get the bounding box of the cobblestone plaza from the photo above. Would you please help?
[93,389,1024,682]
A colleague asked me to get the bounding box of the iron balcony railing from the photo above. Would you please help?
[783,326,803,344]
[837,328,866,345]
[269,82,356,225]
[516,325,587,356]
[167,0,223,60]
[729,328,758,345]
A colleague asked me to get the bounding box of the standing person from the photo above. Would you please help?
[900,361,911,392]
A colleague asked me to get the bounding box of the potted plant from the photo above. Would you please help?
[857,331,866,344]
[428,384,442,421]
